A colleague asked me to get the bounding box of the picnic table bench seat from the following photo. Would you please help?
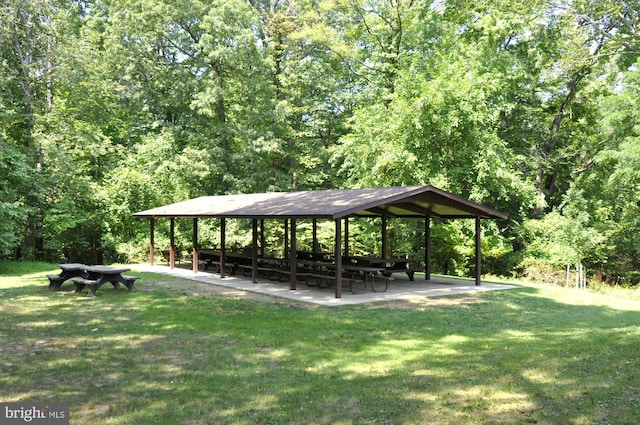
[71,277,103,296]
[382,268,417,281]
[122,275,140,287]
[304,273,366,294]
[211,261,236,274]
[203,259,239,275]
[306,273,341,288]
[46,274,66,290]
[273,269,309,283]
[237,264,281,281]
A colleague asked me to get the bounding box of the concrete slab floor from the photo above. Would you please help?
[131,264,520,306]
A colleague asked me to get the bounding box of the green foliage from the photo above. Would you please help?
[0,136,31,257]
[430,221,472,276]
[514,207,607,285]
[518,213,584,268]
[1,0,639,282]
[561,61,640,284]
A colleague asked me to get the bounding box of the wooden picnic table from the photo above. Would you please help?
[198,249,221,271]
[70,265,139,297]
[47,263,89,290]
[342,265,390,292]
[297,262,390,293]
[363,258,416,281]
[297,259,333,270]
[198,250,257,275]
[193,249,402,293]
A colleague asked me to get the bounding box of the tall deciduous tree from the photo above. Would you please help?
[564,63,640,283]
[0,0,67,259]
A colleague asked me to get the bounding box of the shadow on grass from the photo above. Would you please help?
[1,267,640,424]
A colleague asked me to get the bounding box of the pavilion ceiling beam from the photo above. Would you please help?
[365,207,397,217]
[392,202,433,216]
[422,195,483,216]
[433,214,484,219]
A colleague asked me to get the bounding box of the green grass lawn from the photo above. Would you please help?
[1,262,639,424]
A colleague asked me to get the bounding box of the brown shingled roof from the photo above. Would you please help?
[133,185,508,220]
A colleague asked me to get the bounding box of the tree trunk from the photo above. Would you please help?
[534,70,584,216]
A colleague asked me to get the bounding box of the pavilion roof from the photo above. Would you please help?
[132,185,508,220]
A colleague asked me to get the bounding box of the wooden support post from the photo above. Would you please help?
[284,219,289,259]
[192,218,199,273]
[425,215,431,280]
[381,215,388,258]
[475,216,481,286]
[312,219,318,252]
[334,218,342,298]
[220,218,226,278]
[344,217,349,257]
[260,219,265,257]
[169,218,176,269]
[290,219,297,290]
[149,218,155,266]
[252,219,258,283]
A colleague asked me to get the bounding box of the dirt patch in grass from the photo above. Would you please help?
[75,403,111,423]
[366,295,485,309]
[140,277,315,307]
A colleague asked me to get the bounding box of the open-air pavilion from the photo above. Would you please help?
[133,185,508,298]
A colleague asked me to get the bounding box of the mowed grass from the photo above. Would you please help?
[1,262,640,424]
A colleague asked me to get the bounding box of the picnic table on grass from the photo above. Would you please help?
[46,263,89,290]
[72,266,138,297]
[47,264,139,297]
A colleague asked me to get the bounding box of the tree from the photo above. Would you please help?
[565,62,640,284]
[0,0,69,259]
[0,135,31,258]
